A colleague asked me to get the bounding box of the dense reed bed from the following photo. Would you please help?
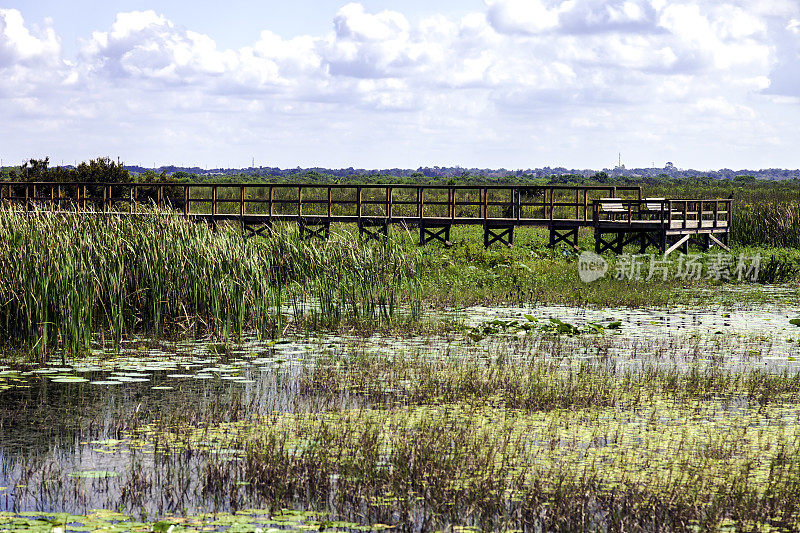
[0,207,419,358]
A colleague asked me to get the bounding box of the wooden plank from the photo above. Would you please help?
[708,233,730,251]
[664,234,691,256]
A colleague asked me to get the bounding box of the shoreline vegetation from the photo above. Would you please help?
[0,205,797,359]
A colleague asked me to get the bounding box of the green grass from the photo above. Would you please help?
[107,353,800,531]
[0,205,798,358]
[0,208,419,358]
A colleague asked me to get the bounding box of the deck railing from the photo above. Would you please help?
[592,199,732,229]
[0,182,642,224]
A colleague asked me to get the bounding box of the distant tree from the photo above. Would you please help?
[75,157,129,183]
[20,157,51,181]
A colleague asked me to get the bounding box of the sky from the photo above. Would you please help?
[1,0,800,170]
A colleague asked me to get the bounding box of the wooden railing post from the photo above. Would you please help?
[327,187,332,218]
[211,185,217,217]
[483,188,488,220]
[298,186,303,217]
[387,186,393,220]
[583,189,588,221]
[184,185,189,216]
[447,187,452,219]
[269,186,274,218]
[240,185,245,219]
[682,200,688,229]
[417,187,423,219]
[516,187,521,221]
[357,186,362,220]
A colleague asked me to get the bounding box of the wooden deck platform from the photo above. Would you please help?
[0,182,732,254]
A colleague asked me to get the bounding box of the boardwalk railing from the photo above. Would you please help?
[592,199,732,230]
[0,182,642,224]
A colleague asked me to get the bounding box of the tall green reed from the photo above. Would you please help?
[0,207,421,358]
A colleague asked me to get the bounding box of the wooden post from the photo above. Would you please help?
[184,185,189,216]
[357,186,362,220]
[418,187,423,219]
[682,200,688,229]
[516,187,521,221]
[211,185,217,217]
[327,187,332,218]
[483,188,488,220]
[157,185,164,209]
[133,186,138,213]
[583,189,588,221]
[298,186,303,217]
[549,188,554,220]
[387,187,393,220]
[269,186,274,218]
[240,185,245,218]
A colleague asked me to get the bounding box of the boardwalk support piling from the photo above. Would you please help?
[420,222,451,247]
[243,220,273,239]
[359,218,389,241]
[549,225,579,251]
[485,222,514,248]
[299,218,330,241]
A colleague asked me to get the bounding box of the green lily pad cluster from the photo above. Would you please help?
[467,314,622,340]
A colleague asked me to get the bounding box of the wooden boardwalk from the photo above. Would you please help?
[0,182,732,254]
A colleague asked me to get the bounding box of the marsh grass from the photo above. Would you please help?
[0,207,419,358]
[112,356,800,531]
[3,331,800,530]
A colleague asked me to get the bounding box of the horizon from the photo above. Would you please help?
[2,1,800,169]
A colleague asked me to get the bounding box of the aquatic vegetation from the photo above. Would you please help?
[2,323,800,531]
[466,314,623,340]
[0,207,419,358]
[0,508,388,532]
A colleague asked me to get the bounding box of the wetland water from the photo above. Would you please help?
[1,303,800,530]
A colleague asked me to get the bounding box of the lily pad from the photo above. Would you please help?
[68,470,118,479]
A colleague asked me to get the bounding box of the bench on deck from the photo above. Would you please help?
[641,197,668,219]
[598,197,627,220]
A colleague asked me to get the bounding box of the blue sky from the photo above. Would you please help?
[2,1,800,170]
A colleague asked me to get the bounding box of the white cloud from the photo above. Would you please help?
[0,8,61,66]
[486,0,561,35]
[2,1,800,169]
